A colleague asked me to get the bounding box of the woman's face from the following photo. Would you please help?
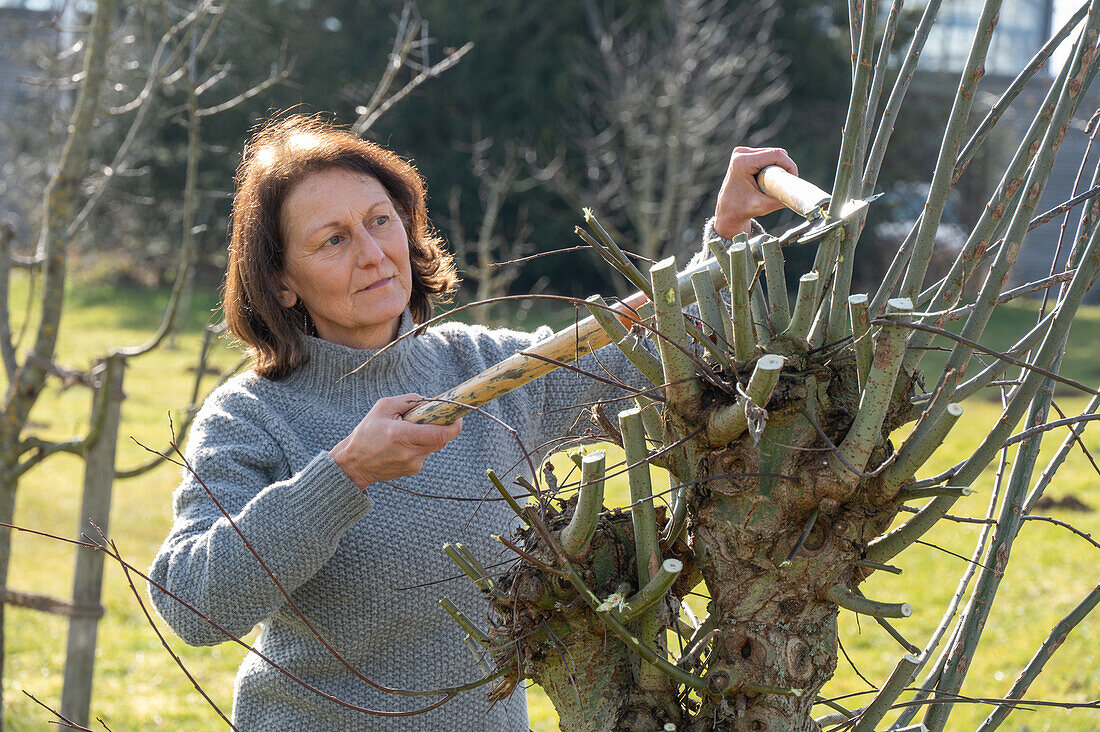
[277,167,413,350]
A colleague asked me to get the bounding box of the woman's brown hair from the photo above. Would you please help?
[223,114,458,379]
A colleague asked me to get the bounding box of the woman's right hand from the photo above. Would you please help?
[713,146,799,238]
[329,394,463,489]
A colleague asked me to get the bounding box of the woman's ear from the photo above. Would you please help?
[275,276,298,309]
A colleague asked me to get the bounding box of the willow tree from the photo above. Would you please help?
[406,0,1100,729]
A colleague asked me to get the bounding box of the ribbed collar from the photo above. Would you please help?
[282,309,446,396]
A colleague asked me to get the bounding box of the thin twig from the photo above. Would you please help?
[105,534,237,729]
[1021,514,1100,551]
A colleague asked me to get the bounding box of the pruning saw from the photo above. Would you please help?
[754,165,881,246]
[403,167,878,425]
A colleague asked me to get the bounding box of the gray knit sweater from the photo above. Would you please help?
[148,309,651,730]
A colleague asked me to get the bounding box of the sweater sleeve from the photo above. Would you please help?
[147,385,372,647]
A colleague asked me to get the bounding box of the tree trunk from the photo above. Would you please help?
[0,1,116,722]
[484,352,914,731]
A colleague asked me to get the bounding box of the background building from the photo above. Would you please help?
[923,0,1055,75]
[912,0,1099,300]
[0,1,69,236]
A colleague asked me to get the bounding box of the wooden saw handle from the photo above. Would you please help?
[402,263,726,425]
[756,165,831,218]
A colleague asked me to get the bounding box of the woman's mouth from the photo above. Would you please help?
[360,277,393,292]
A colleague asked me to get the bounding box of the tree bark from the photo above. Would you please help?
[0,1,116,723]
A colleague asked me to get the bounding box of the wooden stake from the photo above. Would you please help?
[61,354,124,726]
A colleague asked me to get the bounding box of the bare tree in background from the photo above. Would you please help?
[539,0,789,269]
[0,1,465,726]
[446,135,544,325]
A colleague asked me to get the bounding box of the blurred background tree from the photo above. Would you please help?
[1,0,852,302]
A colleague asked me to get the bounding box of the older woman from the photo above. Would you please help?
[149,115,795,731]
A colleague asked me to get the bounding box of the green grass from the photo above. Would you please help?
[3,272,1099,730]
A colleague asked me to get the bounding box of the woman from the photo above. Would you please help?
[149,114,795,731]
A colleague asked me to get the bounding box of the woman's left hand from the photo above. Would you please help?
[329,394,463,489]
[713,146,798,239]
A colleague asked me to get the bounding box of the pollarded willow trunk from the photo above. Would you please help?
[683,354,912,730]
[457,256,925,730]
[411,1,1100,728]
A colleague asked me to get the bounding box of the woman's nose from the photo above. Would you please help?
[353,228,386,267]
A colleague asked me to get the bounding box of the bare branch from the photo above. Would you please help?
[0,224,17,382]
[353,41,473,135]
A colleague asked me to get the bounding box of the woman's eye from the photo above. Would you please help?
[325,234,342,246]
[371,215,390,227]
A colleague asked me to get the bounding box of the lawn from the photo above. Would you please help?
[2,271,1098,730]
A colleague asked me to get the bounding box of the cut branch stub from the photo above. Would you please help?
[728,241,757,362]
[704,236,735,285]
[881,402,963,495]
[863,486,968,564]
[439,597,488,644]
[559,450,606,557]
[741,236,772,345]
[897,485,975,501]
[705,354,785,446]
[648,257,702,418]
[825,584,913,619]
[835,297,913,477]
[486,469,530,525]
[848,293,872,392]
[762,236,791,330]
[690,270,733,349]
[850,653,920,732]
[442,543,491,591]
[785,270,822,342]
[610,558,683,624]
